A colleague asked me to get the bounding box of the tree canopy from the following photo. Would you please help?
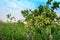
[21,0,60,40]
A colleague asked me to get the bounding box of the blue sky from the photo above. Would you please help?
[0,0,60,22]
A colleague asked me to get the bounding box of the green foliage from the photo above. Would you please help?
[7,13,16,22]
[0,22,27,40]
[0,0,60,40]
[21,0,60,40]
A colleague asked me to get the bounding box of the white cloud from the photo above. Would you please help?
[7,2,17,8]
[0,0,60,22]
[0,0,35,22]
[0,0,36,22]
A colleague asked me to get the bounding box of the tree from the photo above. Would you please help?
[7,13,16,22]
[21,0,60,40]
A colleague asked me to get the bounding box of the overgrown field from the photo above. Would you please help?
[0,21,60,40]
[0,0,60,40]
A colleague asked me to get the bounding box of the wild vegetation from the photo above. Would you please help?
[0,0,60,40]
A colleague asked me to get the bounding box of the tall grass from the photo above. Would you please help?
[0,21,60,40]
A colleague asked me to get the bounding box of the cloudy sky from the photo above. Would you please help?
[0,0,60,22]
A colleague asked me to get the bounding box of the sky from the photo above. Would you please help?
[0,0,60,22]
